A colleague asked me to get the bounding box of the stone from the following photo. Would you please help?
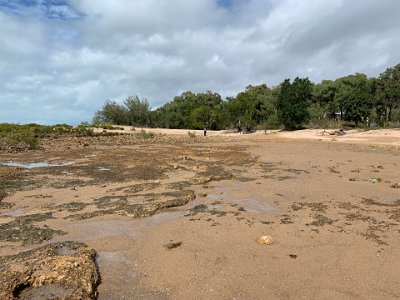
[257,235,273,245]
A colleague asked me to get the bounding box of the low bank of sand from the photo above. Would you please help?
[95,126,400,146]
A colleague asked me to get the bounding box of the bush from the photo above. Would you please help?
[264,115,281,129]
[187,131,196,138]
[135,129,155,139]
[0,124,40,149]
[0,123,94,150]
[72,125,94,136]
[392,109,400,122]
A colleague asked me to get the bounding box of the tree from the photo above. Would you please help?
[277,78,312,130]
[190,91,223,129]
[376,64,400,123]
[124,96,151,126]
[92,100,128,125]
[335,74,373,125]
[227,84,277,131]
[313,80,338,119]
[370,77,385,126]
[153,91,223,129]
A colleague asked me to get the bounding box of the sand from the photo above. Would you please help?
[0,128,399,299]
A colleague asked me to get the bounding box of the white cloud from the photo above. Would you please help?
[0,0,400,124]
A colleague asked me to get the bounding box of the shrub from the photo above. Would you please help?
[135,129,155,139]
[0,124,39,149]
[187,131,196,138]
[0,123,94,151]
[264,115,281,129]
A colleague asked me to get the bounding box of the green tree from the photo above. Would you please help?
[190,91,223,129]
[376,64,400,123]
[277,78,312,130]
[370,77,385,126]
[153,91,223,129]
[93,100,128,125]
[335,74,373,125]
[227,84,277,131]
[313,80,338,119]
[124,96,151,126]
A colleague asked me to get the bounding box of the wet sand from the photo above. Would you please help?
[0,130,399,299]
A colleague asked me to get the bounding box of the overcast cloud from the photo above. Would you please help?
[1,0,399,124]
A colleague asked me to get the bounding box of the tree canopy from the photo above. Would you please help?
[277,78,312,130]
[93,63,400,130]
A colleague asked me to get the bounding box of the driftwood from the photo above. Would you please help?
[318,129,346,136]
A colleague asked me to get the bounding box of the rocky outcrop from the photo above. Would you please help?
[0,241,100,300]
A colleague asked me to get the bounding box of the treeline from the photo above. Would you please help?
[93,63,400,130]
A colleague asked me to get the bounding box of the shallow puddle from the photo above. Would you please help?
[0,161,75,169]
[98,167,111,171]
[17,283,74,300]
[64,210,186,243]
[0,207,24,217]
[207,187,227,201]
[235,196,277,213]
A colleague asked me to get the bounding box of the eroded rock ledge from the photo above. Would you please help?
[0,241,100,300]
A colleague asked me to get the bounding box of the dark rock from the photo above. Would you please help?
[391,183,400,189]
[165,242,182,250]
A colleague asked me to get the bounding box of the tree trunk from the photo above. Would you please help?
[386,106,389,123]
[375,112,381,127]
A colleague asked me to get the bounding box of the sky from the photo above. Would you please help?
[0,0,399,125]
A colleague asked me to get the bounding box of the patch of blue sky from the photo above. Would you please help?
[217,0,235,9]
[0,0,83,20]
[45,4,82,20]
[217,0,251,12]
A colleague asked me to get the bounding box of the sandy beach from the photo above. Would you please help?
[1,128,399,299]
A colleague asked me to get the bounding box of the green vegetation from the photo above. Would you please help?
[3,64,395,138]
[93,96,151,127]
[2,63,397,151]
[92,123,124,130]
[227,84,278,131]
[153,91,225,130]
[91,63,400,131]
[277,78,312,130]
[135,129,155,140]
[0,124,93,150]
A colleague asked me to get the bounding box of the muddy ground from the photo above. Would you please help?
[0,132,399,299]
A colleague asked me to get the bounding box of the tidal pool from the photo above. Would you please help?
[0,161,75,169]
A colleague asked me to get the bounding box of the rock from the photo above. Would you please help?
[370,178,382,184]
[391,183,400,189]
[191,204,208,213]
[257,235,273,245]
[165,241,182,250]
[0,241,100,299]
